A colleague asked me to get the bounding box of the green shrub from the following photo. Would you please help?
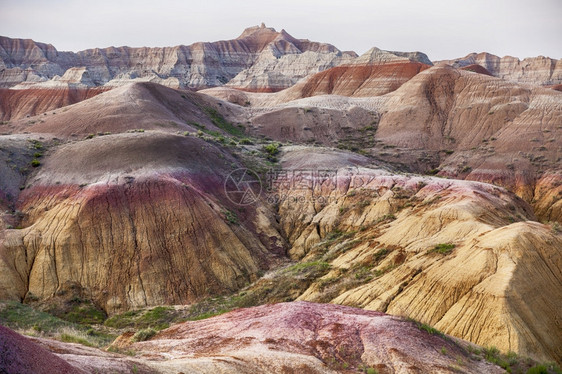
[30,159,41,167]
[263,143,280,155]
[239,138,254,145]
[263,143,281,161]
[132,328,157,342]
[429,243,455,255]
[29,140,43,150]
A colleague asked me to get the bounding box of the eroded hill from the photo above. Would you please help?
[0,35,561,370]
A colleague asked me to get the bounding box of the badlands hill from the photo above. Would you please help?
[201,65,562,225]
[0,86,107,121]
[0,24,355,91]
[2,27,560,95]
[0,78,560,364]
[0,130,286,313]
[3,82,237,136]
[438,52,562,86]
[1,28,561,371]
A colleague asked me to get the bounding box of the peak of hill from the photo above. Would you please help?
[5,82,230,136]
[237,23,279,39]
[354,47,432,65]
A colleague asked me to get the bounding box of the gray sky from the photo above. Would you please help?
[0,0,560,60]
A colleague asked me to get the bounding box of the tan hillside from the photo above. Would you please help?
[0,132,284,313]
[272,147,562,363]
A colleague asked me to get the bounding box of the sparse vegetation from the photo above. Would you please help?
[239,137,254,145]
[467,345,562,374]
[429,243,455,255]
[0,301,115,347]
[60,332,94,346]
[28,140,43,150]
[223,210,239,225]
[49,298,106,325]
[30,158,41,167]
[104,306,176,331]
[132,328,157,342]
[409,318,445,338]
[204,107,244,137]
[376,214,396,223]
[357,366,378,374]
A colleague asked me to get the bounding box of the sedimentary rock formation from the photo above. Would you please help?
[438,52,562,86]
[0,87,107,121]
[0,132,283,313]
[225,49,357,92]
[352,47,432,66]
[375,65,562,221]
[272,146,562,363]
[4,82,232,136]
[0,42,560,368]
[133,302,504,373]
[233,65,562,223]
[0,303,507,373]
[131,302,503,373]
[288,61,430,98]
[0,25,348,90]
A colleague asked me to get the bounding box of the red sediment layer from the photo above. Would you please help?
[0,87,109,121]
[298,61,431,97]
